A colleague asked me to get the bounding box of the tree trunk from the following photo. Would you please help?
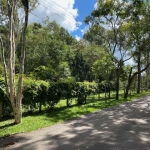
[5,0,28,124]
[105,85,106,98]
[137,52,141,94]
[115,69,120,100]
[14,106,22,123]
[124,63,150,98]
[39,102,42,112]
[116,78,119,100]
[16,80,23,124]
[0,101,2,119]
[146,71,150,90]
[124,67,132,98]
[108,87,111,98]
[98,93,100,100]
[7,0,16,122]
[146,52,150,90]
[16,3,28,124]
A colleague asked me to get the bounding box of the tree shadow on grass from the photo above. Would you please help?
[0,93,133,127]
[0,122,16,130]
[42,97,127,124]
[1,93,129,122]
[0,116,14,122]
[17,94,130,125]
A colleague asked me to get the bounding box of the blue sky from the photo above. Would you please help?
[29,0,97,40]
[71,0,97,39]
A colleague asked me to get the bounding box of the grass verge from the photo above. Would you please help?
[0,91,149,138]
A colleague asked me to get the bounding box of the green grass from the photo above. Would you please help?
[0,90,150,138]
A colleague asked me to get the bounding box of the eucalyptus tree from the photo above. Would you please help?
[84,0,133,100]
[123,0,150,94]
[121,0,150,97]
[82,43,107,68]
[0,0,38,123]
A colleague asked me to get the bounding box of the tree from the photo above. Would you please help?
[84,0,133,100]
[69,50,92,82]
[0,0,38,123]
[92,54,115,80]
[23,21,75,80]
[82,43,107,69]
[122,0,150,97]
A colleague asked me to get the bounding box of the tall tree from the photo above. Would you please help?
[123,0,150,97]
[84,0,133,100]
[0,0,37,123]
[23,21,75,77]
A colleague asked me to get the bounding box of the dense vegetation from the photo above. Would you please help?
[0,0,150,127]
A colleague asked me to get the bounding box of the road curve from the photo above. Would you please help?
[0,95,150,150]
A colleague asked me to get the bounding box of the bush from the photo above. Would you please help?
[33,65,57,80]
[1,76,101,115]
[36,84,48,112]
[22,83,38,112]
[22,78,49,112]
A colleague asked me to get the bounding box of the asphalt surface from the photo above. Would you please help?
[0,95,150,150]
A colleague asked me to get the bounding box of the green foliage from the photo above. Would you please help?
[0,90,149,138]
[0,74,117,116]
[22,78,48,112]
[68,51,93,82]
[21,77,96,112]
[24,21,75,76]
[58,62,71,78]
[1,0,150,122]
[33,65,57,80]
[23,83,38,112]
[83,25,105,46]
[92,54,115,80]
[0,76,101,115]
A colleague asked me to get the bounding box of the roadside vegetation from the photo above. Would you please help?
[0,90,149,138]
[1,0,150,137]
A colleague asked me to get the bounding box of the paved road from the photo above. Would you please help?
[0,95,150,150]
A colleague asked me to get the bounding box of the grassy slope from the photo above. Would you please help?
[0,91,149,138]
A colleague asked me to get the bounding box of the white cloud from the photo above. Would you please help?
[75,35,81,41]
[94,2,98,10]
[81,25,90,36]
[28,0,81,32]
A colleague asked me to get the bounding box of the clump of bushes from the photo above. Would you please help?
[0,77,115,117]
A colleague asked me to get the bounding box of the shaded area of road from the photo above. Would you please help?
[0,95,150,150]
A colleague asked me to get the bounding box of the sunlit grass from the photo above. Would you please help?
[0,90,149,138]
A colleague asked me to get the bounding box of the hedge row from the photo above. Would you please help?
[0,77,115,116]
[22,80,97,112]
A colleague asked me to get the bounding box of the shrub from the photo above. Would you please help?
[36,83,48,112]
[22,77,49,112]
[1,76,101,116]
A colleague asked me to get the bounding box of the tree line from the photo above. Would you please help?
[1,0,150,124]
